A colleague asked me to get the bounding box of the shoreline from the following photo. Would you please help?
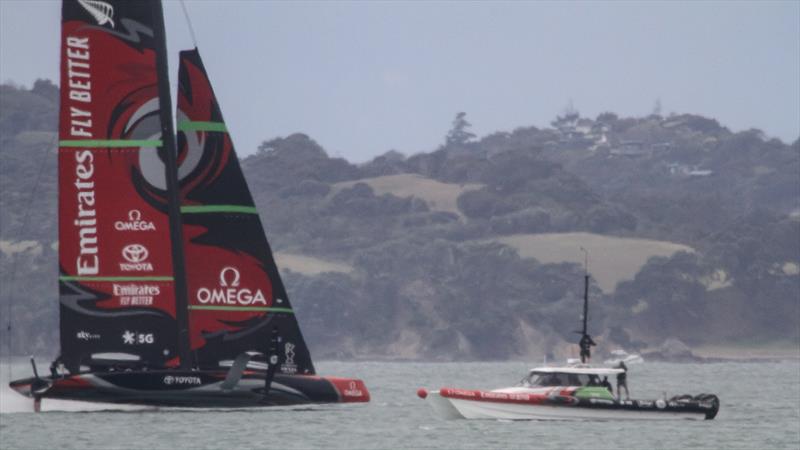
[3,344,798,365]
[689,344,800,362]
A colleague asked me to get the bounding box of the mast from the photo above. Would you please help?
[576,247,593,363]
[581,247,589,337]
[151,0,192,369]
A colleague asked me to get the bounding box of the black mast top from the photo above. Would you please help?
[577,247,595,363]
[581,247,589,337]
[151,0,193,369]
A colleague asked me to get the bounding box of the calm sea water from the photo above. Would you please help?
[1,359,798,449]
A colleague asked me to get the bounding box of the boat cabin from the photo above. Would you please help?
[520,367,624,388]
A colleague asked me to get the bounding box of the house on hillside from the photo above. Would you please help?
[610,140,648,157]
[667,162,714,177]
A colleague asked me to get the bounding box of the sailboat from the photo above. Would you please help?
[9,0,369,409]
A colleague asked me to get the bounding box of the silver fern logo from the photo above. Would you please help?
[77,0,115,27]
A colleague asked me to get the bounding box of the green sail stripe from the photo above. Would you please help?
[59,276,174,282]
[188,305,294,313]
[181,205,258,214]
[177,121,228,132]
[59,139,163,148]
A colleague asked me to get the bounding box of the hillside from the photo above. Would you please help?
[488,233,694,293]
[1,81,798,361]
[332,173,483,218]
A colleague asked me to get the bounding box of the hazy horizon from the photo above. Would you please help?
[1,0,798,162]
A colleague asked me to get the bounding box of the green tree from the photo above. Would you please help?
[445,112,476,146]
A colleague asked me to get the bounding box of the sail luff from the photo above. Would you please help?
[149,0,193,370]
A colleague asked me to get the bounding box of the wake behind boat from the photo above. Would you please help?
[9,0,368,410]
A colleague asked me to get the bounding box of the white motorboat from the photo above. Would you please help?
[417,365,719,421]
[417,252,718,421]
[603,349,645,365]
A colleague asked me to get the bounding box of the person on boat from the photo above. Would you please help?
[601,376,613,394]
[579,333,596,363]
[616,361,630,400]
[49,359,59,378]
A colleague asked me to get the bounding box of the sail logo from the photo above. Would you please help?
[115,210,156,232]
[76,331,100,341]
[343,381,364,398]
[119,244,153,272]
[114,283,160,306]
[195,267,267,306]
[122,330,154,345]
[77,0,115,27]
[220,267,240,287]
[281,342,298,374]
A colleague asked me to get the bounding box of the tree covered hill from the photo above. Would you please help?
[1,81,798,360]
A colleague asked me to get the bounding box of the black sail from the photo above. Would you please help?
[176,49,315,374]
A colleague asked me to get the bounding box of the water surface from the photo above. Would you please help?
[1,360,798,449]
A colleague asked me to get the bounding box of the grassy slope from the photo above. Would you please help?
[333,173,483,217]
[490,232,695,293]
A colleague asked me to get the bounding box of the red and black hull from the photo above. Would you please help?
[9,370,369,408]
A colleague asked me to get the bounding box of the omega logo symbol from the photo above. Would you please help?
[219,266,241,287]
[128,209,142,221]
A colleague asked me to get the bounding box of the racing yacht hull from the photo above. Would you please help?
[10,370,369,408]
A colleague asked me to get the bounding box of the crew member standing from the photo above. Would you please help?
[579,333,596,363]
[616,361,630,400]
[601,376,613,395]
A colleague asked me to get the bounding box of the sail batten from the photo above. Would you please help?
[181,205,259,214]
[177,121,228,132]
[59,139,164,147]
[187,306,294,313]
[59,276,175,282]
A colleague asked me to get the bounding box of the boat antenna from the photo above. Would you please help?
[179,0,199,49]
[580,246,589,337]
[576,246,596,364]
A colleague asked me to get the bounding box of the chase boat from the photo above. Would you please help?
[417,365,719,421]
[417,252,719,421]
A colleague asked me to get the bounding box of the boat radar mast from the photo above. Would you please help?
[577,247,595,363]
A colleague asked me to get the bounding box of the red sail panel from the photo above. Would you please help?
[176,49,315,374]
[58,0,178,370]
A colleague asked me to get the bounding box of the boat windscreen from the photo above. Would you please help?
[522,372,599,387]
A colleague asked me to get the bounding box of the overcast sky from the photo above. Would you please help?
[1,1,798,161]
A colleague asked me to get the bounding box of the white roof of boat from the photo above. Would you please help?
[530,366,624,375]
